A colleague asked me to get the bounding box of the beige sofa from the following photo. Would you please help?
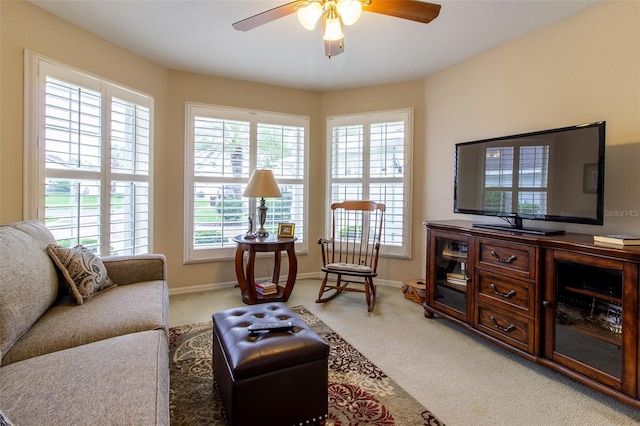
[0,221,169,425]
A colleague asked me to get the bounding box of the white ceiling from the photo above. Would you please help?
[29,0,600,91]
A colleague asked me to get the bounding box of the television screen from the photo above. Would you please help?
[454,122,605,234]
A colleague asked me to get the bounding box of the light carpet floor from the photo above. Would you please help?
[170,279,640,426]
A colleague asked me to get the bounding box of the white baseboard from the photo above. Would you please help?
[168,281,234,296]
[168,272,404,296]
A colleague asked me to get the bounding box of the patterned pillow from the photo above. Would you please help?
[0,409,14,426]
[47,244,116,305]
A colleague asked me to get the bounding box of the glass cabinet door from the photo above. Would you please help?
[547,254,625,389]
[431,234,470,321]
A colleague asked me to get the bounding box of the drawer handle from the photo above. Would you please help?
[490,251,517,264]
[490,283,516,299]
[489,316,516,333]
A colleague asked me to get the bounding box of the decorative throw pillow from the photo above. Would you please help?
[0,409,15,426]
[47,244,116,305]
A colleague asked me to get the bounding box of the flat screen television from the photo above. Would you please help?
[454,121,606,235]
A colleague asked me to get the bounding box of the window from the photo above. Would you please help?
[184,103,308,263]
[24,52,153,256]
[483,144,549,215]
[326,109,413,258]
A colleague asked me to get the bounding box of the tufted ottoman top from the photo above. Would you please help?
[212,303,329,380]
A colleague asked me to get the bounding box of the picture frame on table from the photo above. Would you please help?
[278,223,295,238]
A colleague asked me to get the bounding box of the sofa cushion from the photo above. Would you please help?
[0,409,15,426]
[102,254,166,285]
[1,280,169,365]
[0,222,58,362]
[0,330,169,426]
[10,221,59,247]
[47,244,116,305]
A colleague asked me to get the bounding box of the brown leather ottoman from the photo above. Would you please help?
[212,303,329,426]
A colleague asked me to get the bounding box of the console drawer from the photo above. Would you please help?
[477,271,533,314]
[476,304,534,353]
[477,239,536,279]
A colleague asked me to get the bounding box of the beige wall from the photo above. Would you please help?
[2,0,638,292]
[1,0,169,222]
[0,1,326,292]
[424,0,640,240]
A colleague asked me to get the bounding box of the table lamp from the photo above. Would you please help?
[243,169,282,238]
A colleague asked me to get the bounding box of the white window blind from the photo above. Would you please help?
[25,52,153,256]
[185,103,308,263]
[327,109,413,259]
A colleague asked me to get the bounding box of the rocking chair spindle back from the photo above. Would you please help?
[317,200,385,312]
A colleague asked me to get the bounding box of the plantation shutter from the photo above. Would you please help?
[184,104,308,263]
[35,56,153,256]
[327,109,413,258]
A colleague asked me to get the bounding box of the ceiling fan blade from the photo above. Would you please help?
[365,0,441,24]
[232,1,302,31]
[324,38,345,58]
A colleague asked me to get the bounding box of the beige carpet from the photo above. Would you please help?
[170,278,640,425]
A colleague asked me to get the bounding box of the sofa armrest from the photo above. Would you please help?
[101,254,167,286]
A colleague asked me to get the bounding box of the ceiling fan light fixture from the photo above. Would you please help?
[297,1,323,30]
[232,0,441,58]
[323,7,344,41]
[336,0,362,26]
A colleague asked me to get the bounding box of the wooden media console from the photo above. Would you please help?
[424,220,640,407]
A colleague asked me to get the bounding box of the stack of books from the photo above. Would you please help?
[593,234,640,247]
[255,280,277,296]
[446,272,467,291]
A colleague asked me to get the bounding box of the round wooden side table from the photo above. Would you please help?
[233,234,298,305]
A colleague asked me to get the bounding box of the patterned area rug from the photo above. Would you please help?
[169,305,444,425]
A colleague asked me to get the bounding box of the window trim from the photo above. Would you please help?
[184,102,309,264]
[23,51,154,253]
[326,108,413,259]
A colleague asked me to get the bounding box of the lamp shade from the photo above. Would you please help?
[337,0,362,26]
[297,1,323,30]
[323,14,344,41]
[243,170,282,198]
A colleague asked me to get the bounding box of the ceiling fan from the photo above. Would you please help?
[233,0,441,58]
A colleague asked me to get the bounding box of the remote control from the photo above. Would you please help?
[248,321,295,333]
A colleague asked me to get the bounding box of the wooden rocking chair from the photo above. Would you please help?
[316,200,386,312]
